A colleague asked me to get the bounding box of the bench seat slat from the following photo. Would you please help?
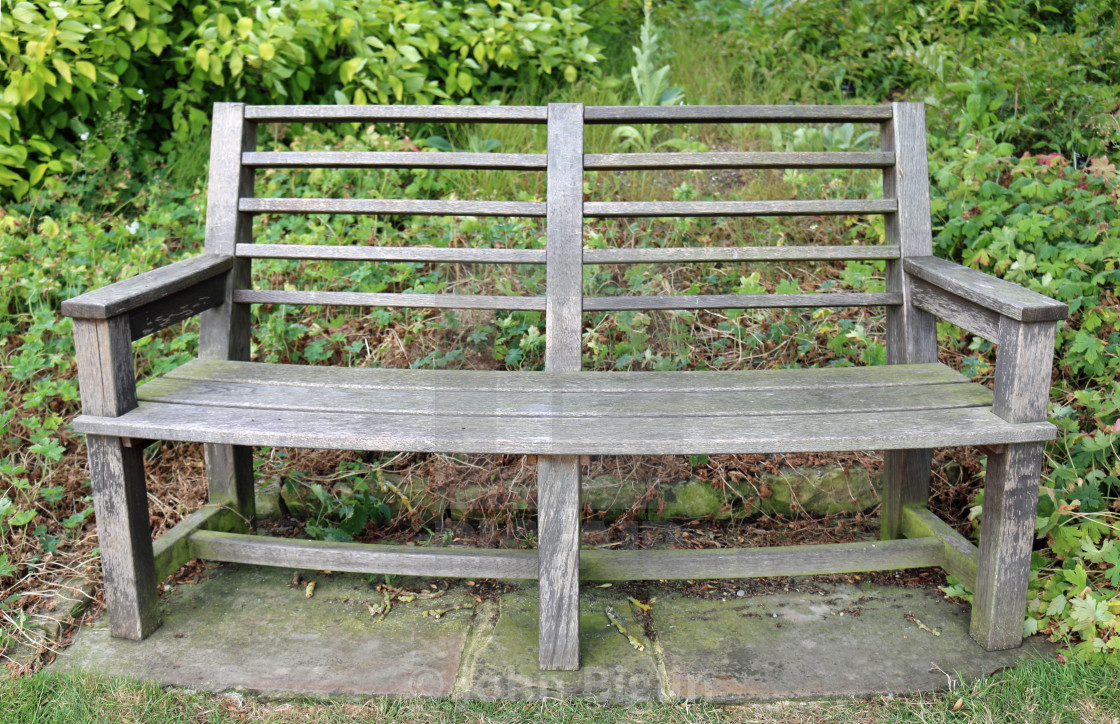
[72,403,1056,454]
[233,289,546,311]
[162,359,971,392]
[136,377,993,419]
[584,292,900,310]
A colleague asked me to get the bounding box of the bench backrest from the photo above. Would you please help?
[200,102,937,374]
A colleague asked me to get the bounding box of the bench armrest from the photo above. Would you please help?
[62,254,234,321]
[904,256,1067,324]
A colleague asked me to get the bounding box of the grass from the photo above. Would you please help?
[1,657,1117,723]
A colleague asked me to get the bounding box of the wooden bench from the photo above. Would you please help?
[62,102,1067,671]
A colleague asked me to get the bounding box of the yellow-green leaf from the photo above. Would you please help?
[229,50,243,76]
[236,17,252,39]
[217,14,231,39]
[120,11,135,32]
[564,64,577,83]
[195,47,210,72]
[258,41,275,61]
[457,71,472,92]
[19,74,38,102]
[128,0,149,20]
[30,163,48,185]
[339,17,355,36]
[339,57,363,84]
[388,73,403,101]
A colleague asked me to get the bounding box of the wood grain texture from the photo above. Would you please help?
[234,289,547,311]
[583,292,900,311]
[204,443,255,526]
[244,104,548,123]
[880,449,933,540]
[545,102,584,372]
[151,504,243,582]
[994,319,1058,424]
[189,529,540,578]
[971,441,1045,650]
[237,244,547,265]
[240,198,546,217]
[137,377,994,419]
[904,256,1069,322]
[909,277,1001,342]
[583,151,894,170]
[537,455,581,670]
[73,316,136,417]
[579,537,943,580]
[73,403,1055,455]
[87,435,160,639]
[127,275,227,340]
[900,505,978,591]
[584,199,895,218]
[61,255,233,320]
[242,151,547,170]
[583,105,893,123]
[584,245,901,264]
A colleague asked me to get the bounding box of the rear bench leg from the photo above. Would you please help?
[537,455,581,670]
[205,443,255,528]
[971,441,1045,650]
[88,434,160,639]
[881,448,933,540]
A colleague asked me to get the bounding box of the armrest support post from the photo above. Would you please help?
[73,315,136,417]
[994,318,1057,424]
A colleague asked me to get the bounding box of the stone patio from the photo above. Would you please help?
[50,564,1054,702]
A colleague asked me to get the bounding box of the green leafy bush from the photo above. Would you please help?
[0,0,604,201]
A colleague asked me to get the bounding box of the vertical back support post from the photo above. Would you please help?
[538,102,585,671]
[199,103,256,524]
[971,318,1056,649]
[73,315,160,639]
[881,102,938,540]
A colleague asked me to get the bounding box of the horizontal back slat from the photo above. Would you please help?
[584,199,895,218]
[240,198,546,217]
[244,104,548,123]
[237,244,546,264]
[584,151,893,170]
[584,245,900,264]
[584,104,892,124]
[234,289,546,311]
[243,151,547,170]
[584,292,902,311]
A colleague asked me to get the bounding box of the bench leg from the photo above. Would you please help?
[205,443,255,528]
[88,434,160,639]
[971,441,1044,650]
[881,448,932,540]
[537,455,581,670]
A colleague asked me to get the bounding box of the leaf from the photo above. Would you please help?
[51,58,72,85]
[74,61,97,82]
[236,16,253,39]
[1045,594,1067,617]
[1069,596,1113,635]
[339,58,363,84]
[195,47,210,72]
[9,509,36,526]
[258,42,276,61]
[217,14,231,39]
[18,74,37,103]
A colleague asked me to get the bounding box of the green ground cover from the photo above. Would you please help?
[1,0,1118,713]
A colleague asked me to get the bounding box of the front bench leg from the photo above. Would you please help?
[971,441,1045,649]
[537,455,581,670]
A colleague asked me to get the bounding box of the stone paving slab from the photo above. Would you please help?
[51,565,472,698]
[51,564,1055,702]
[653,582,1054,702]
[456,584,664,702]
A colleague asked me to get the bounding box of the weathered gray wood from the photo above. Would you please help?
[583,292,900,311]
[900,505,978,591]
[584,245,900,264]
[537,455,581,670]
[151,504,244,582]
[164,358,970,393]
[74,403,1056,456]
[880,449,933,540]
[240,198,547,217]
[909,277,1001,342]
[971,441,1046,650]
[237,244,547,265]
[583,151,894,170]
[994,319,1058,423]
[61,255,233,320]
[905,257,1069,323]
[233,289,547,311]
[580,537,943,580]
[584,199,895,218]
[244,104,549,123]
[205,444,255,525]
[87,435,160,639]
[73,316,136,417]
[137,377,994,419]
[242,151,548,170]
[127,275,227,340]
[583,105,893,123]
[189,529,540,578]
